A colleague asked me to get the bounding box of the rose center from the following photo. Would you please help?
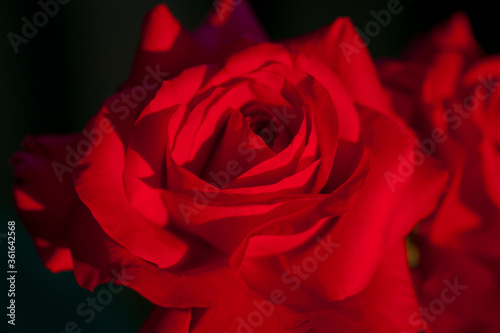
[242,107,291,153]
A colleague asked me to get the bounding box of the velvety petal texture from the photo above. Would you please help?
[12,2,454,332]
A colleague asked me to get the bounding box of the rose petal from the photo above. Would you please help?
[11,134,82,272]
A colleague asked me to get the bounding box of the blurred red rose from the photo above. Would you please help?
[378,12,500,332]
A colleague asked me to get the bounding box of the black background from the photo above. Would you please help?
[1,0,498,332]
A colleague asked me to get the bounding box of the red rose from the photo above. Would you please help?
[378,13,500,332]
[12,1,447,332]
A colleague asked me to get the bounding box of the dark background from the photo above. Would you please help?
[0,0,498,332]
